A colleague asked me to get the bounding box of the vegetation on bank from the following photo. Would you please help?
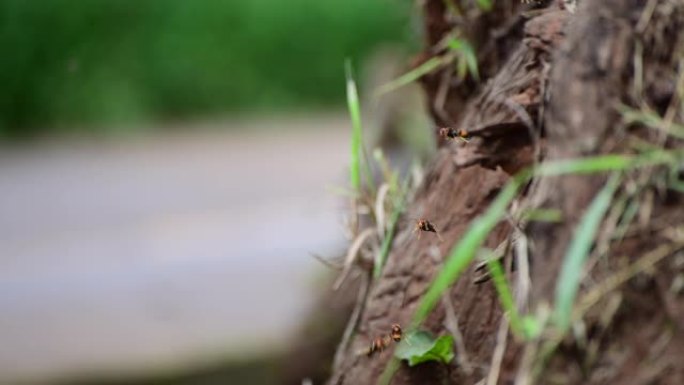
[0,0,411,137]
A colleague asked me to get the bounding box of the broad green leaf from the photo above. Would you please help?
[394,331,454,366]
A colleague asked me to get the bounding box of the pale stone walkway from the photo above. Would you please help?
[0,115,349,383]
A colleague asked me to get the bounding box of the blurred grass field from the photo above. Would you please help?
[0,2,419,382]
[0,0,412,137]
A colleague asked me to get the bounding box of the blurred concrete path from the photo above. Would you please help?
[0,114,350,383]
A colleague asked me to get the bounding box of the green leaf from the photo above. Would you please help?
[394,331,454,366]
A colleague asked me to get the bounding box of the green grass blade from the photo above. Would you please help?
[475,0,493,11]
[522,208,563,223]
[345,59,362,193]
[462,41,479,81]
[345,60,377,195]
[375,56,448,97]
[613,197,640,241]
[409,151,679,331]
[411,176,525,328]
[374,209,400,278]
[619,104,684,140]
[374,176,410,278]
[376,357,401,385]
[536,151,677,176]
[669,166,684,193]
[486,258,524,338]
[448,38,479,81]
[554,173,622,332]
[535,155,633,176]
[376,151,682,385]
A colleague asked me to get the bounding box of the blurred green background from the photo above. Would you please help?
[0,1,420,384]
[0,0,412,137]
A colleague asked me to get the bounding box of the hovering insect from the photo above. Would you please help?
[414,218,444,242]
[364,324,404,357]
[439,127,470,142]
[390,323,403,342]
[367,335,392,356]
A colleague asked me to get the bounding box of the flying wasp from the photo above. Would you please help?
[414,218,444,242]
[364,324,404,357]
[439,127,470,143]
[389,323,403,342]
[367,336,391,357]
